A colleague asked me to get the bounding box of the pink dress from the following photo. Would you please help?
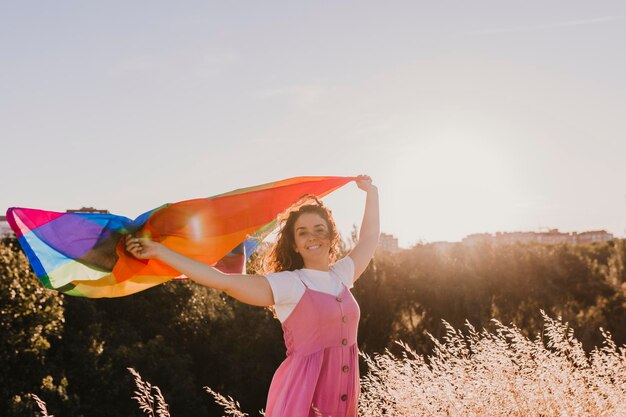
[265,274,361,417]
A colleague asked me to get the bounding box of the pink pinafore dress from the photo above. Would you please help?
[265,271,361,417]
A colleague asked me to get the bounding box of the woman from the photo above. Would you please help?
[125,174,379,417]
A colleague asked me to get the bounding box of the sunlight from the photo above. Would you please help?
[189,215,203,241]
[416,133,509,189]
[389,132,522,241]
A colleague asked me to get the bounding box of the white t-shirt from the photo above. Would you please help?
[265,256,355,323]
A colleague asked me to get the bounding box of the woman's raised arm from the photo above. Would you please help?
[348,175,380,281]
[125,236,275,307]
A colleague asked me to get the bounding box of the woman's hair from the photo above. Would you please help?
[263,194,340,273]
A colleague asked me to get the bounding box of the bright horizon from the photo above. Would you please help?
[2,2,625,247]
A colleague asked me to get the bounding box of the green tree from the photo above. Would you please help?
[0,239,65,415]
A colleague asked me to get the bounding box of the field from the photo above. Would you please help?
[29,312,626,417]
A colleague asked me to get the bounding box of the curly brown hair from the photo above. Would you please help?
[263,194,341,273]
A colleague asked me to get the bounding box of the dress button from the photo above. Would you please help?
[341,315,348,323]
[341,394,348,401]
[336,296,343,302]
[341,338,348,345]
[342,365,349,373]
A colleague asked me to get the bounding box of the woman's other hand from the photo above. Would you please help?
[125,235,162,260]
[355,174,375,192]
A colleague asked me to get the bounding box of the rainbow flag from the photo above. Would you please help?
[6,176,354,298]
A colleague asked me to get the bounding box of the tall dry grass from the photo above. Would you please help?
[359,311,626,416]
[29,394,53,417]
[30,312,625,416]
[128,367,171,417]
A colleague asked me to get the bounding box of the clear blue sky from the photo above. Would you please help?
[2,1,625,247]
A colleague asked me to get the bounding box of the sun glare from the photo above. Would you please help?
[389,134,521,241]
[189,215,203,241]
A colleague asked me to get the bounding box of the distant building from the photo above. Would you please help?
[462,229,614,246]
[462,233,493,246]
[66,207,110,214]
[429,241,458,252]
[378,232,400,252]
[574,230,615,245]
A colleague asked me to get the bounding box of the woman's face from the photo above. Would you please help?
[293,212,331,263]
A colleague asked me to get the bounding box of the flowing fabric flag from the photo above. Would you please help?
[6,176,355,298]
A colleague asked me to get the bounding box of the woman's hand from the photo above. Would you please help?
[125,235,162,260]
[355,174,376,192]
[124,235,275,306]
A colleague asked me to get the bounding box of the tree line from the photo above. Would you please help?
[1,236,625,416]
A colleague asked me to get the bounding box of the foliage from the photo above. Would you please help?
[355,240,626,356]
[0,239,65,416]
[1,237,626,415]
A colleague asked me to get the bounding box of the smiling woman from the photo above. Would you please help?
[125,174,380,417]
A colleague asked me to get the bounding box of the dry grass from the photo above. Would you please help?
[29,394,54,417]
[203,386,250,417]
[30,312,625,416]
[128,367,170,417]
[359,311,626,416]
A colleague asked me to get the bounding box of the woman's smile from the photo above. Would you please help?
[293,212,332,269]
